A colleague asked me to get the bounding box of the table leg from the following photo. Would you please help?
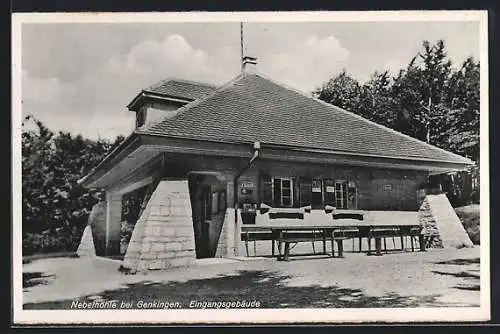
[331,236,335,257]
[359,237,362,252]
[368,237,372,254]
[277,231,283,260]
[272,240,275,257]
[375,237,382,256]
[322,230,327,254]
[337,240,344,258]
[284,242,290,261]
[410,236,415,252]
[400,234,405,251]
[419,235,426,252]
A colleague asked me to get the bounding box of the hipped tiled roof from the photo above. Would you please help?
[144,78,217,101]
[136,73,472,165]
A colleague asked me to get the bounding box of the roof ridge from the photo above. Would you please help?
[146,77,218,92]
[136,73,246,135]
[253,72,473,165]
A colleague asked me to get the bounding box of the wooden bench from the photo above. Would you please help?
[399,226,425,252]
[366,226,425,255]
[241,230,276,257]
[278,229,352,261]
[367,227,400,255]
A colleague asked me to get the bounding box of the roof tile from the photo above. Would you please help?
[145,78,217,101]
[137,74,472,165]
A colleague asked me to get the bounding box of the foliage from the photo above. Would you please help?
[313,40,480,162]
[455,205,480,245]
[120,185,149,253]
[314,40,480,205]
[22,116,124,255]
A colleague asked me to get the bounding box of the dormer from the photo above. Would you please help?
[127,78,217,129]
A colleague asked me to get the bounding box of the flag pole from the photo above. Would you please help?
[240,22,244,72]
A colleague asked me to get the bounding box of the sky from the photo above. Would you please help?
[20,19,480,140]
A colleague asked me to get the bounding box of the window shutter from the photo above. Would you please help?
[299,177,312,207]
[273,178,282,207]
[261,174,273,207]
[292,177,299,208]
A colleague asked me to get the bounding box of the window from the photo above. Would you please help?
[136,109,146,128]
[347,181,357,209]
[272,178,293,207]
[335,181,348,209]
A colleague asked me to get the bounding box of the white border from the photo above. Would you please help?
[12,10,490,324]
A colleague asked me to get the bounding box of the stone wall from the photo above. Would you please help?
[121,179,196,272]
[418,197,443,248]
[208,212,226,257]
[215,208,244,258]
[215,209,235,258]
[419,194,474,248]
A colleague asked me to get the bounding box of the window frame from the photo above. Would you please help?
[335,180,348,209]
[347,180,358,209]
[136,108,147,128]
[272,177,294,208]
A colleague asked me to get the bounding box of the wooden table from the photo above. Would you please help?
[241,224,425,260]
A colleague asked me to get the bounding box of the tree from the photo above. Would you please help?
[313,69,363,113]
[22,116,123,254]
[359,70,397,128]
[443,57,480,160]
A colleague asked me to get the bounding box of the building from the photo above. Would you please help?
[78,60,473,271]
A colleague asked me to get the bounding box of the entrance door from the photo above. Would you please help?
[199,186,212,258]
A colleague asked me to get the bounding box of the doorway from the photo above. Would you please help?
[198,185,212,258]
[188,172,227,259]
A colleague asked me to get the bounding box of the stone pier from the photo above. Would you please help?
[77,224,96,257]
[419,194,473,248]
[122,179,196,272]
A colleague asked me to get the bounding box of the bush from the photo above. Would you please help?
[455,205,480,245]
[22,226,84,256]
[22,117,124,256]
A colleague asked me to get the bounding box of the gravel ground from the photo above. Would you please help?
[22,246,480,309]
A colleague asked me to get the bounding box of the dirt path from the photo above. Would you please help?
[22,247,480,309]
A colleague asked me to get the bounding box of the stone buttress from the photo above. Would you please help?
[419,193,474,248]
[122,179,196,271]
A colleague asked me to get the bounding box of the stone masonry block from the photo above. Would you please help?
[165,242,182,252]
[150,243,165,252]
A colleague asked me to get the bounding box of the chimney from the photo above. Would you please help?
[242,56,258,74]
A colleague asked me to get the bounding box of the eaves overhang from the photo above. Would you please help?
[126,91,193,111]
[79,133,474,190]
[77,132,142,188]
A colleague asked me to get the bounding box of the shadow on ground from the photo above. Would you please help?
[23,272,55,290]
[434,258,480,266]
[23,269,471,310]
[431,261,480,292]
